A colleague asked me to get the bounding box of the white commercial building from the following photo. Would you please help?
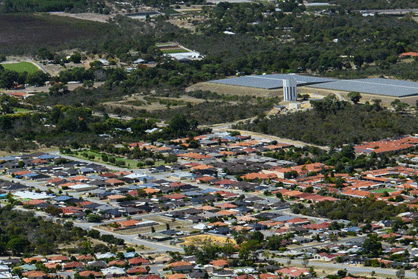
[283,78,297,101]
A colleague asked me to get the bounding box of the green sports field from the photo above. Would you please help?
[1,62,40,74]
[371,188,397,193]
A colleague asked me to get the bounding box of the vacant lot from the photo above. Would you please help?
[111,216,191,235]
[182,234,236,246]
[0,14,107,54]
[1,62,39,74]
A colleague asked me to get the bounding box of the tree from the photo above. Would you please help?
[396,269,405,279]
[7,238,30,255]
[168,114,190,135]
[353,55,364,68]
[362,234,382,257]
[164,154,177,163]
[69,53,82,64]
[301,257,309,268]
[26,71,50,87]
[348,92,362,104]
[45,205,63,216]
[87,214,102,223]
[391,99,409,112]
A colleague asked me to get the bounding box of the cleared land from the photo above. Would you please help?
[104,95,208,112]
[182,234,236,246]
[1,62,40,74]
[188,81,281,97]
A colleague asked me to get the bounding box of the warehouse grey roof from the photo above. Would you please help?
[210,74,333,89]
[309,78,418,97]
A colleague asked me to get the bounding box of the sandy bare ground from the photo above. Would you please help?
[188,81,282,98]
[103,95,208,111]
[48,12,114,23]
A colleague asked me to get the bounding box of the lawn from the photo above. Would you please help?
[371,188,397,193]
[2,62,40,74]
[161,48,190,54]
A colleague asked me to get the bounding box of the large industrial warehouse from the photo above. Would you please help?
[209,74,333,89]
[193,74,418,105]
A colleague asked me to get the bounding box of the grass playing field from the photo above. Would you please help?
[2,62,40,74]
[161,48,190,54]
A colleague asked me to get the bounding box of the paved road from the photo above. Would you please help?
[72,221,183,253]
[49,152,129,172]
[14,206,183,253]
[273,258,417,278]
[210,126,329,151]
[291,235,367,251]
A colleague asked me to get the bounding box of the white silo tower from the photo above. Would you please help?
[283,78,297,101]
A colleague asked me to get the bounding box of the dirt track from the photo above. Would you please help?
[48,12,114,23]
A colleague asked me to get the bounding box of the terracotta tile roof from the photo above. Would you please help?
[303,222,331,230]
[168,261,191,267]
[195,205,217,211]
[48,255,69,262]
[177,153,212,160]
[355,137,418,155]
[101,172,117,178]
[241,172,277,180]
[47,178,65,184]
[216,210,236,216]
[164,193,186,200]
[259,273,280,279]
[76,255,94,261]
[60,182,77,187]
[118,220,140,228]
[164,274,186,279]
[213,179,237,185]
[400,52,418,57]
[129,257,150,265]
[108,260,126,266]
[108,194,126,200]
[196,176,216,182]
[23,271,47,278]
[342,189,373,198]
[79,271,102,277]
[276,267,309,277]
[210,259,228,267]
[23,199,47,205]
[143,187,160,194]
[215,190,239,198]
[44,262,60,269]
[105,178,125,185]
[286,217,309,224]
[127,267,147,274]
[216,203,237,209]
[193,164,214,170]
[170,182,187,188]
[68,176,89,181]
[65,261,84,269]
[23,257,44,263]
[207,221,228,227]
[14,170,32,175]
